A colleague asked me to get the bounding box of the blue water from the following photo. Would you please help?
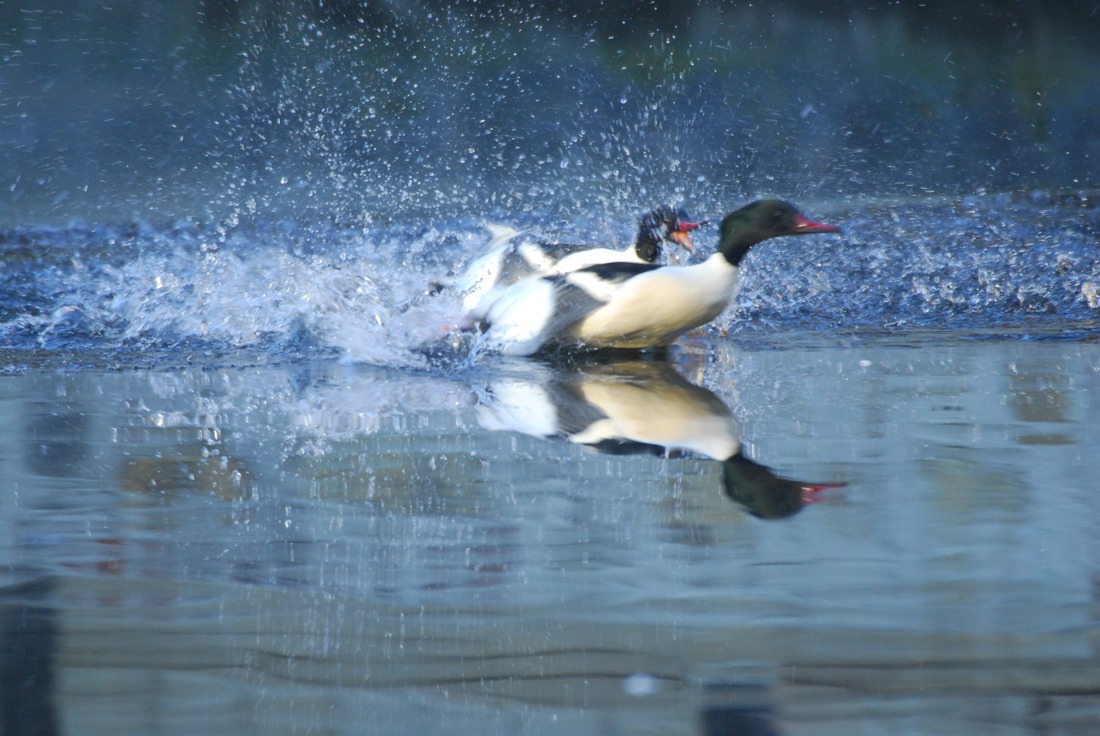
[4,3,1098,367]
[3,193,1098,369]
[3,335,1099,735]
[4,4,1100,734]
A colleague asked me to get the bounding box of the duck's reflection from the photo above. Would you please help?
[476,357,843,520]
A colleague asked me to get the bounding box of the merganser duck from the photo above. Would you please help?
[477,200,841,355]
[476,358,842,518]
[458,207,702,317]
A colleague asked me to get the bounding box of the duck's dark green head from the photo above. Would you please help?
[717,199,841,266]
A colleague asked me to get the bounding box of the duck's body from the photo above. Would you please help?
[479,257,736,354]
[459,207,699,317]
[561,256,740,349]
[477,200,841,356]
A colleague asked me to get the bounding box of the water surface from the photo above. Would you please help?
[3,3,1100,733]
[3,327,1100,734]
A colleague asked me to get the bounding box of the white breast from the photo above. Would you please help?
[568,256,739,349]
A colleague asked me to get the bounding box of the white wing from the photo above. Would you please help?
[454,223,526,313]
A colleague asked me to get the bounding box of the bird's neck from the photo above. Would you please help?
[719,236,760,267]
[633,234,661,263]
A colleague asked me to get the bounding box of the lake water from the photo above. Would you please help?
[3,3,1100,733]
[3,196,1100,735]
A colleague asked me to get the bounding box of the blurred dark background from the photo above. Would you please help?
[2,0,1098,225]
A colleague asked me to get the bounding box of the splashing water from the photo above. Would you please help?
[4,7,1099,370]
[0,219,471,368]
[734,194,1100,339]
[2,193,1098,371]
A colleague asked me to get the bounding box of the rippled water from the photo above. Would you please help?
[3,331,1099,735]
[3,194,1100,736]
[4,3,1100,734]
